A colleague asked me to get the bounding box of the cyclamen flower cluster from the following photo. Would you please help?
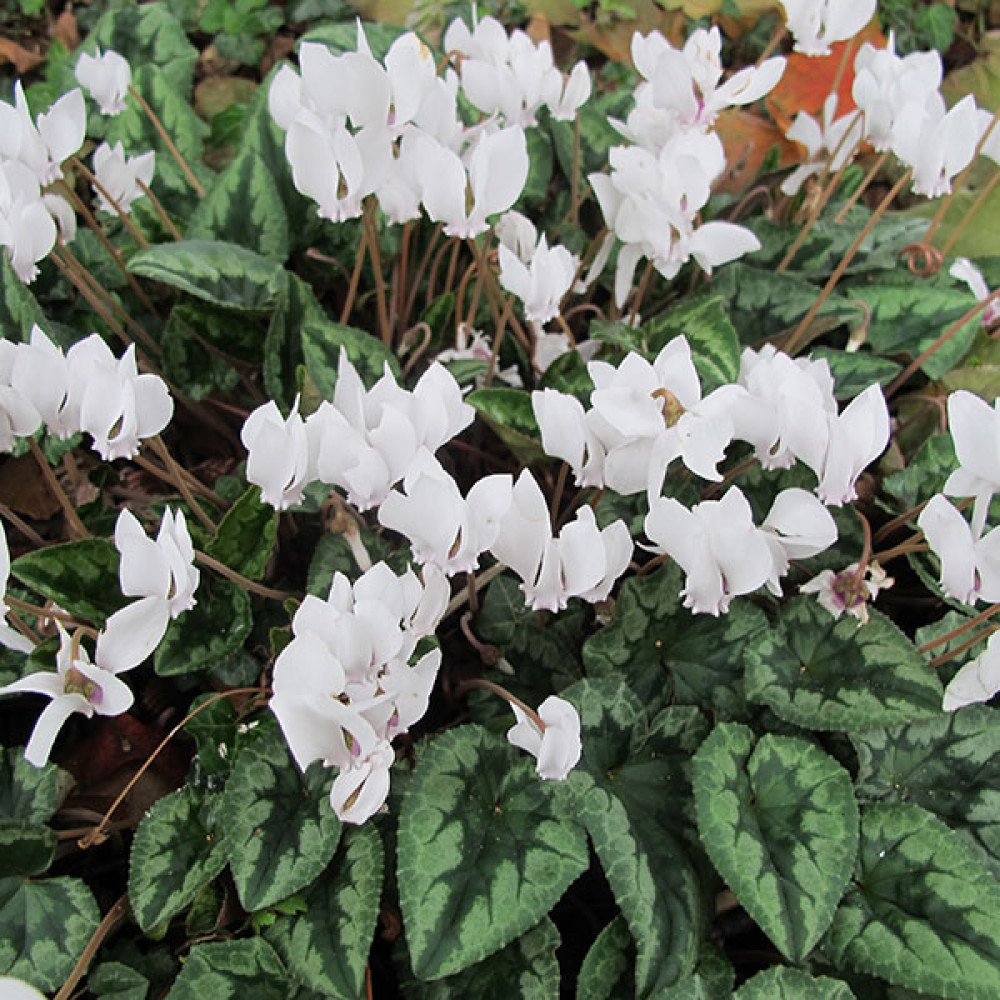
[0,84,85,281]
[593,27,786,306]
[242,350,473,510]
[0,508,198,766]
[268,17,586,234]
[0,325,173,460]
[270,562,448,823]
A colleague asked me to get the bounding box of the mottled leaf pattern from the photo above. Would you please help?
[825,803,1000,999]
[693,724,858,961]
[165,937,289,999]
[0,876,100,990]
[0,747,72,823]
[744,598,943,730]
[221,721,341,912]
[266,824,383,998]
[577,917,635,1000]
[129,786,228,932]
[734,967,857,999]
[205,486,278,582]
[564,678,708,997]
[398,725,588,980]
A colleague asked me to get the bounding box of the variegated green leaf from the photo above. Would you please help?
[693,724,858,962]
[744,598,942,731]
[734,967,857,999]
[825,803,1000,999]
[398,725,588,981]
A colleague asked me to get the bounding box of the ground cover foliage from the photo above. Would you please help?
[2,1,1000,998]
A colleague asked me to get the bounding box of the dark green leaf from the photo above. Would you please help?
[265,824,383,999]
[467,387,546,464]
[0,747,72,823]
[165,937,289,999]
[851,706,1000,872]
[564,678,708,997]
[538,349,594,402]
[517,127,554,210]
[825,803,1000,999]
[809,348,902,401]
[205,486,278,582]
[744,598,943,731]
[882,433,955,508]
[264,274,322,407]
[0,823,56,878]
[184,694,237,786]
[161,305,242,400]
[306,528,408,595]
[155,578,252,676]
[0,256,46,340]
[398,725,588,980]
[577,916,635,1000]
[301,317,399,399]
[693,724,859,961]
[734,967,857,999]
[129,786,228,932]
[301,20,410,59]
[11,539,126,624]
[187,147,290,260]
[89,961,150,1000]
[644,295,740,392]
[0,876,100,990]
[128,241,286,312]
[582,566,766,718]
[87,4,198,95]
[849,281,979,379]
[399,918,561,1000]
[220,721,341,912]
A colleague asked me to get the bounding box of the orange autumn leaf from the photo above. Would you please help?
[765,17,886,134]
[714,109,800,194]
[0,37,44,74]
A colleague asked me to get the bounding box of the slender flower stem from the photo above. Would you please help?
[485,291,515,387]
[128,84,206,197]
[146,436,217,533]
[629,260,655,326]
[940,166,1000,259]
[396,221,412,340]
[920,601,1000,654]
[132,452,225,507]
[194,550,294,601]
[404,224,442,327]
[6,595,80,624]
[871,538,928,565]
[27,437,90,540]
[6,611,41,646]
[929,624,1000,669]
[79,687,266,848]
[445,562,506,618]
[834,149,890,223]
[851,508,873,582]
[460,677,545,731]
[872,499,930,545]
[0,502,48,548]
[829,36,857,99]
[570,114,582,226]
[886,287,1000,397]
[363,199,392,345]
[549,463,569,522]
[69,156,149,249]
[778,134,863,272]
[53,893,130,1000]
[924,106,1000,246]
[784,168,913,354]
[51,247,132,352]
[757,22,787,63]
[340,226,368,325]
[55,180,160,317]
[135,177,183,241]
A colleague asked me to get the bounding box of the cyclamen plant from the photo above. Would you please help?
[2,1,1000,997]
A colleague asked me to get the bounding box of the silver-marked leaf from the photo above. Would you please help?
[577,916,635,1000]
[205,486,278,582]
[300,316,399,398]
[154,578,252,676]
[734,967,857,999]
[265,823,382,999]
[825,802,1000,999]
[851,706,1000,873]
[165,937,289,999]
[128,241,286,311]
[564,678,708,997]
[11,539,126,624]
[583,566,766,718]
[0,747,72,824]
[744,598,942,731]
[466,388,546,465]
[0,823,56,878]
[644,294,740,393]
[187,147,290,260]
[0,876,100,991]
[129,786,228,932]
[398,725,588,981]
[221,721,341,913]
[89,961,150,1000]
[397,917,560,999]
[693,724,858,962]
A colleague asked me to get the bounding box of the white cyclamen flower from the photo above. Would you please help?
[497,235,578,326]
[942,390,1000,540]
[9,325,76,437]
[0,338,41,453]
[950,258,1000,328]
[942,631,1000,712]
[241,397,312,510]
[780,0,877,56]
[0,160,57,284]
[92,142,155,215]
[507,695,582,780]
[75,48,132,116]
[0,82,86,186]
[800,561,893,625]
[0,522,33,654]
[918,495,1000,606]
